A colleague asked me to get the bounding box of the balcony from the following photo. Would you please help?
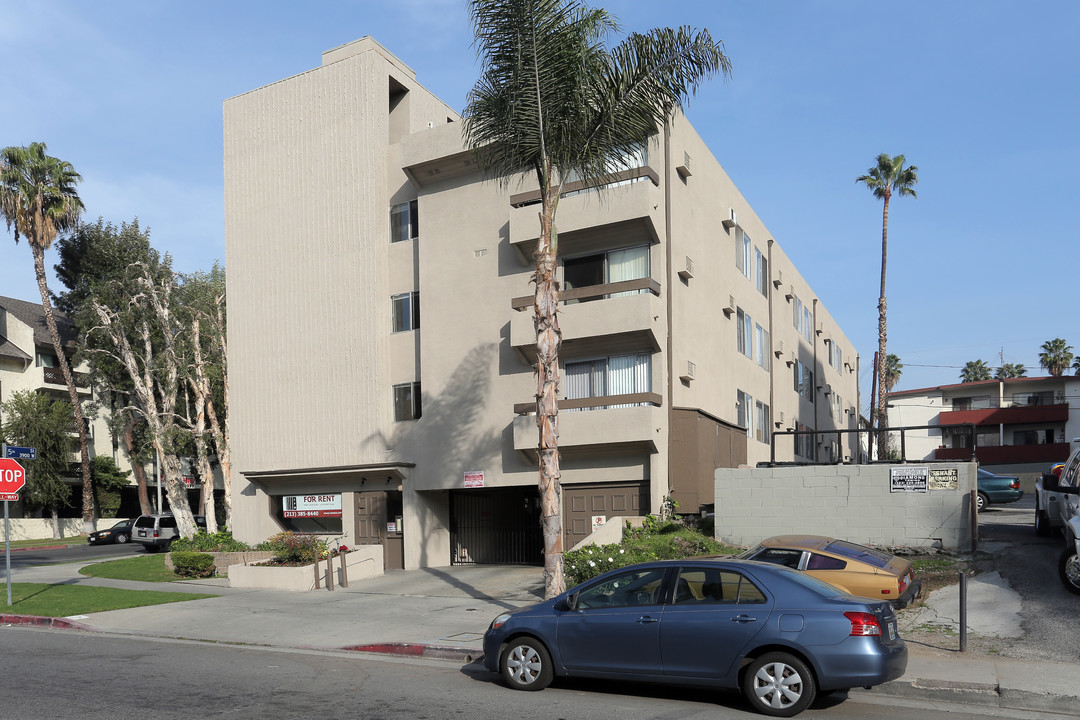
[42,366,92,394]
[513,393,663,458]
[935,442,1070,465]
[509,167,662,264]
[510,279,662,363]
[940,403,1068,426]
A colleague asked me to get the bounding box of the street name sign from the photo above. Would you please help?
[3,445,36,460]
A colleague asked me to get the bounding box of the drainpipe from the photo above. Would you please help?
[767,239,775,456]
[855,354,861,462]
[812,298,820,461]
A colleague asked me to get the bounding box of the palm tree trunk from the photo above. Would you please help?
[876,194,890,459]
[536,188,564,600]
[31,243,94,533]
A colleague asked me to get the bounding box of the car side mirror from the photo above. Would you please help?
[1044,473,1063,492]
[561,592,579,611]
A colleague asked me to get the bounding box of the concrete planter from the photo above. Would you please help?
[166,551,275,576]
[228,545,384,591]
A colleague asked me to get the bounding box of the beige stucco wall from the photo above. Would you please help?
[714,462,977,551]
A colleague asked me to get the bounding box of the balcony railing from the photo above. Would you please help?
[514,392,662,415]
[940,403,1068,426]
[43,366,90,388]
[509,166,660,208]
[511,277,661,311]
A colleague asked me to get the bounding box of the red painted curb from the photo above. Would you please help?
[341,642,480,662]
[0,614,96,631]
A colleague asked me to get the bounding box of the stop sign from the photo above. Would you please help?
[0,458,26,497]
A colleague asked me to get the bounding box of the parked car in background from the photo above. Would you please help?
[87,518,136,545]
[483,557,907,717]
[1035,462,1068,537]
[131,513,206,552]
[976,468,1023,512]
[739,535,920,608]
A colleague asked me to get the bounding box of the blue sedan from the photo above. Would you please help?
[483,557,907,717]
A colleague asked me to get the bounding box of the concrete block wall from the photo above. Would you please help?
[714,463,976,552]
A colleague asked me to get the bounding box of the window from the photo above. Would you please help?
[755,400,771,444]
[737,390,753,435]
[803,306,813,342]
[749,547,803,569]
[793,294,803,333]
[736,308,752,359]
[794,360,814,401]
[576,567,665,609]
[829,340,843,373]
[393,382,422,421]
[807,553,846,570]
[794,421,813,458]
[565,353,651,409]
[390,200,419,243]
[755,324,770,371]
[673,567,766,604]
[391,292,419,332]
[735,227,751,279]
[755,247,769,297]
[563,246,649,302]
[35,352,58,368]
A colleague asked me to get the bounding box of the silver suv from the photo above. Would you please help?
[131,513,207,552]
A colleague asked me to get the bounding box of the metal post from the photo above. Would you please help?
[959,571,967,652]
[5,500,11,606]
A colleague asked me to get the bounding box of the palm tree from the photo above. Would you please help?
[857,154,917,457]
[464,0,729,598]
[996,362,1026,379]
[960,360,993,383]
[1039,338,1074,377]
[882,353,903,393]
[0,142,94,532]
[1072,357,1080,376]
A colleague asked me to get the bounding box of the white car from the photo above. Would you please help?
[131,513,206,552]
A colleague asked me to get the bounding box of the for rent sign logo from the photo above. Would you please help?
[283,494,342,518]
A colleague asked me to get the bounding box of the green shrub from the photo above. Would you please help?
[172,530,251,553]
[256,531,328,565]
[563,517,739,587]
[171,551,216,578]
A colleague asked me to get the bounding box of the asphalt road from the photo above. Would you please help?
[3,538,141,570]
[976,495,1079,663]
[0,628,1068,720]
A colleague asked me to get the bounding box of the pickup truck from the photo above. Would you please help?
[1037,451,1080,594]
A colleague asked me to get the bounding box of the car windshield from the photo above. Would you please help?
[823,540,893,568]
[737,545,763,560]
[766,564,852,598]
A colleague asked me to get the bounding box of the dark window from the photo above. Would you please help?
[806,553,847,570]
[576,568,665,609]
[390,200,419,243]
[393,382,422,421]
[749,547,803,569]
[391,292,419,332]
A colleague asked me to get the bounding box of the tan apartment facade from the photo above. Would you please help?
[224,38,861,570]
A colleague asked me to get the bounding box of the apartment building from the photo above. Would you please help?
[886,376,1075,472]
[223,38,861,570]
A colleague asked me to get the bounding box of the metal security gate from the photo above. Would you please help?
[450,487,542,565]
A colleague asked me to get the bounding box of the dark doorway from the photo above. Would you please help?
[450,487,542,565]
[355,491,404,570]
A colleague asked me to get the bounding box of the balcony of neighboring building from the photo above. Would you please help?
[935,442,1070,464]
[41,365,92,395]
[939,399,1068,426]
[512,393,663,459]
[508,166,662,264]
[510,279,662,364]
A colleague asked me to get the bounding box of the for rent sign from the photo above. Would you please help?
[282,494,342,518]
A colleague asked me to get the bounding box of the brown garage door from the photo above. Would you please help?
[563,482,649,550]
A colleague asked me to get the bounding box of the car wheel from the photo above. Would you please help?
[1059,547,1080,596]
[976,492,988,513]
[742,652,816,718]
[115,533,129,544]
[1035,506,1051,537]
[500,637,553,691]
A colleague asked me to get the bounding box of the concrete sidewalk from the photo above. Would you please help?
[4,559,1080,715]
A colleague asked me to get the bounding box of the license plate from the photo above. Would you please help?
[887,621,897,641]
[138,530,146,537]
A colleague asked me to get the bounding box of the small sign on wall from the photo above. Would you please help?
[929,467,959,491]
[890,466,929,493]
[464,471,484,488]
[592,515,606,532]
[283,493,342,518]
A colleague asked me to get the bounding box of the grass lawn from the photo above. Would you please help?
[4,583,215,617]
[78,554,185,583]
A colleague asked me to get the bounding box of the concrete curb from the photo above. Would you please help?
[340,642,481,664]
[0,613,97,631]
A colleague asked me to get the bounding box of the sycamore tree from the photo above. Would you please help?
[0,142,95,532]
[463,0,729,598]
[1,391,76,538]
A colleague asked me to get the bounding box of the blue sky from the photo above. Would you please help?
[2,1,1077,409]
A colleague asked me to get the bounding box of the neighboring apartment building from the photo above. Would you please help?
[223,38,861,570]
[885,376,1075,473]
[0,295,140,518]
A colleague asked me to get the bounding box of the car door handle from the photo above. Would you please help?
[731,614,758,623]
[636,616,659,624]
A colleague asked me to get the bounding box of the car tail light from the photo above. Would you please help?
[845,611,882,636]
[153,530,159,538]
[898,573,909,595]
[1010,480,1019,489]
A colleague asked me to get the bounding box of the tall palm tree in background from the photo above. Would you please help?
[1039,338,1073,377]
[882,353,903,393]
[960,359,993,383]
[996,362,1026,379]
[0,142,94,531]
[857,154,918,458]
[464,0,730,598]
